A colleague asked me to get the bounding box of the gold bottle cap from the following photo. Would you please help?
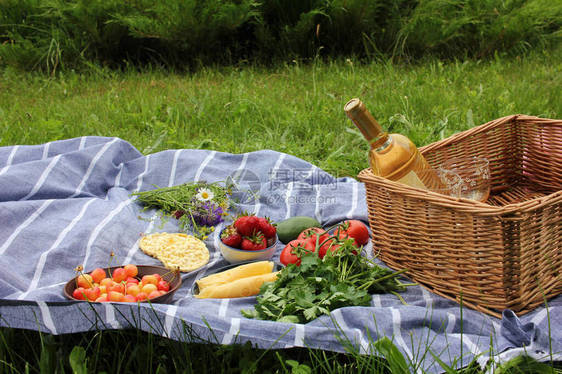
[344,98,384,143]
[344,98,364,115]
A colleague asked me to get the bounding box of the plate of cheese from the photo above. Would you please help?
[138,232,210,273]
[192,260,282,299]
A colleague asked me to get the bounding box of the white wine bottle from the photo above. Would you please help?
[345,98,443,191]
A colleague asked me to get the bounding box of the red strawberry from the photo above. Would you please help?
[221,225,242,248]
[240,233,267,251]
[234,214,260,237]
[257,217,276,239]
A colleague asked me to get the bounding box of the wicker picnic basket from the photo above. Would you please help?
[358,114,562,318]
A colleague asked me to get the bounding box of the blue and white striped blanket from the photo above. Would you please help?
[0,137,560,372]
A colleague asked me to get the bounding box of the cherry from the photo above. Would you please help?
[124,264,138,278]
[90,268,106,283]
[141,274,158,286]
[72,287,86,300]
[112,268,127,283]
[157,280,170,292]
[76,274,93,289]
[147,290,161,299]
[108,291,124,302]
[141,283,157,295]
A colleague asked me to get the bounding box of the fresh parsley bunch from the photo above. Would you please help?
[242,238,407,323]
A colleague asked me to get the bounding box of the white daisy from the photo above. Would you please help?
[195,188,214,202]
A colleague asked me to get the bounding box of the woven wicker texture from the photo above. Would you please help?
[358,115,562,318]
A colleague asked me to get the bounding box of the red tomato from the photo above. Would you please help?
[299,238,316,253]
[279,239,315,266]
[297,227,329,248]
[280,245,300,266]
[318,238,341,258]
[335,220,370,246]
[334,231,357,246]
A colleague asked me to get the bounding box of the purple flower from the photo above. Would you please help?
[192,201,224,227]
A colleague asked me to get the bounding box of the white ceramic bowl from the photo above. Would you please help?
[218,228,278,264]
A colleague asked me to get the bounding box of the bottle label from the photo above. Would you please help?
[396,170,427,190]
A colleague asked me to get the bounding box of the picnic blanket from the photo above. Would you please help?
[0,136,560,372]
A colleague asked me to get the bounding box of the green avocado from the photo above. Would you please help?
[276,216,322,244]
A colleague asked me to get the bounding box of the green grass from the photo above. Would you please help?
[0,318,559,373]
[1,49,561,373]
[1,48,560,178]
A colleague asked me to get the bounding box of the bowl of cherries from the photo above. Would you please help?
[64,264,181,304]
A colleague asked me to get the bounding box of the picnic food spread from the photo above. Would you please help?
[64,101,417,315]
[5,116,556,370]
[65,158,411,313]
[66,192,408,312]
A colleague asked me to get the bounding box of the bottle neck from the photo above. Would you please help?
[344,98,389,148]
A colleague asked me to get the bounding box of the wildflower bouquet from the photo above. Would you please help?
[131,182,231,239]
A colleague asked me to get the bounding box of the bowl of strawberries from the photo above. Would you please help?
[219,214,278,264]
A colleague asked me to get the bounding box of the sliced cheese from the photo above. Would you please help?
[196,261,274,291]
[195,271,279,299]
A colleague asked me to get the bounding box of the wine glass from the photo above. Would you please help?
[438,156,491,203]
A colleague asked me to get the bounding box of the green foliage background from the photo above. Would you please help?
[1,0,561,73]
